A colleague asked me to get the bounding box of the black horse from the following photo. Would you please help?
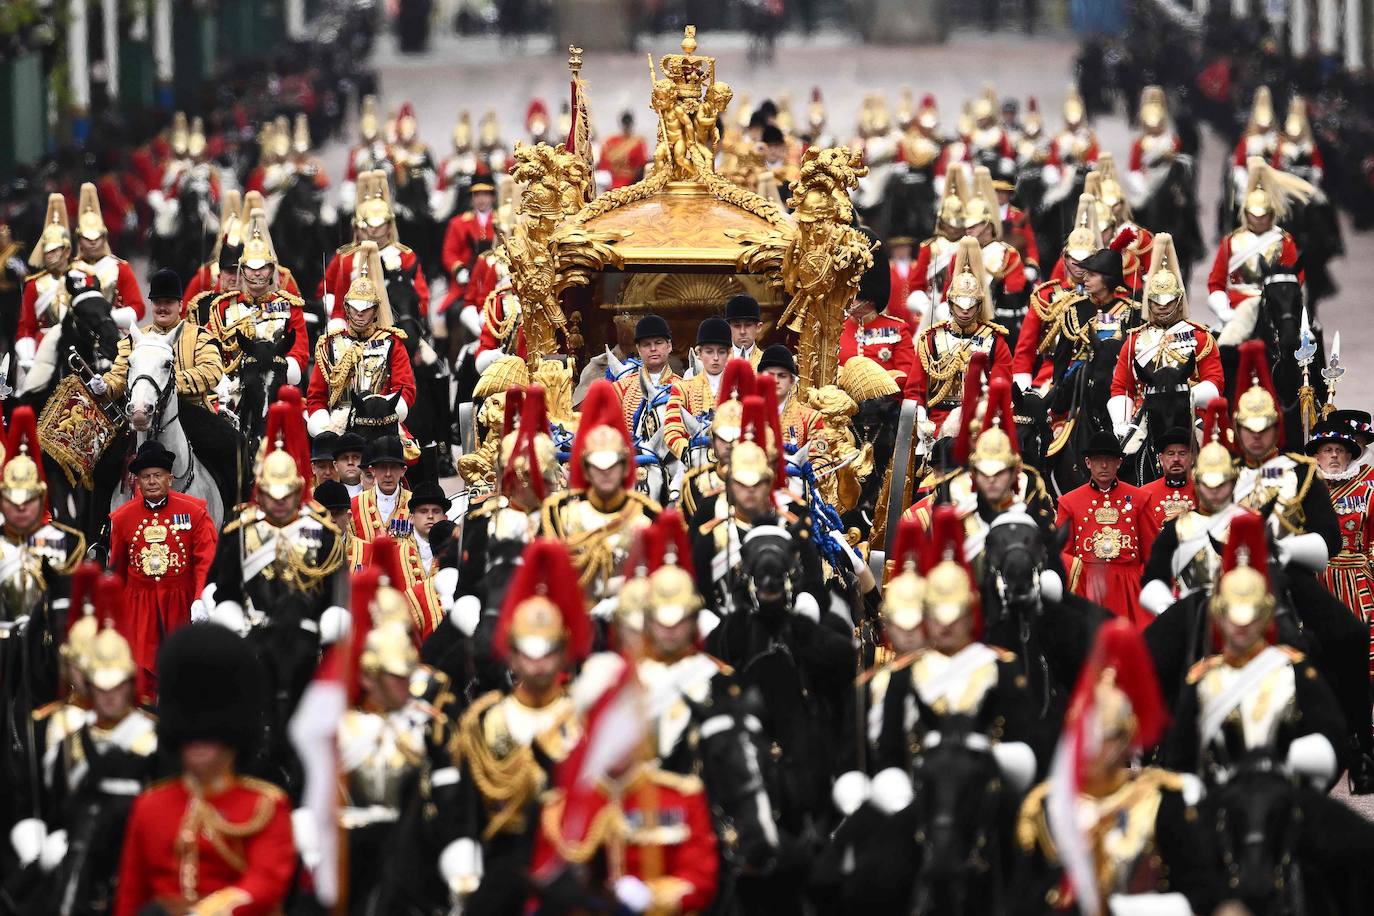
[1045,325,1129,498]
[1121,355,1196,487]
[1136,156,1205,282]
[1236,258,1326,448]
[152,171,218,283]
[1012,388,1054,477]
[385,263,454,476]
[981,516,1111,725]
[908,720,1015,915]
[270,172,336,305]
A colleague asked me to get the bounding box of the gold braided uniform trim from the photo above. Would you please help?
[540,490,661,590]
[175,776,281,900]
[1016,767,1185,859]
[538,787,627,865]
[482,288,518,344]
[455,691,547,840]
[917,322,1008,405]
[193,888,252,916]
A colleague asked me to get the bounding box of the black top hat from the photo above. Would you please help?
[696,315,732,348]
[724,294,761,323]
[1328,409,1374,444]
[334,432,367,457]
[634,313,672,342]
[1076,249,1124,286]
[363,435,407,467]
[148,268,183,302]
[409,481,451,512]
[218,243,243,271]
[313,479,352,512]
[156,623,264,756]
[856,226,890,311]
[129,440,176,474]
[311,430,339,462]
[1152,427,1192,450]
[1305,420,1362,459]
[757,344,797,376]
[1082,431,1124,459]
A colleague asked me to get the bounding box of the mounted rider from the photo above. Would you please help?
[839,228,916,384]
[904,236,1013,435]
[1206,157,1311,346]
[1044,244,1141,410]
[68,182,145,329]
[323,169,431,326]
[758,344,822,453]
[962,166,1028,341]
[17,194,75,370]
[207,208,310,389]
[184,190,303,324]
[612,314,691,484]
[1012,193,1098,391]
[1108,233,1223,441]
[681,359,754,521]
[907,168,969,327]
[1231,86,1280,193]
[1274,95,1324,185]
[1090,155,1153,296]
[1126,85,1183,206]
[306,241,417,439]
[541,379,659,603]
[96,268,224,413]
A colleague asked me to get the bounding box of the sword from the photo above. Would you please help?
[0,354,11,400]
[1294,306,1318,440]
[1321,329,1345,417]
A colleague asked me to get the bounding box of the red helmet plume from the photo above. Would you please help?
[1067,619,1168,754]
[740,393,785,486]
[501,386,525,438]
[753,376,786,477]
[66,561,102,639]
[889,515,923,577]
[494,538,591,664]
[1108,226,1137,253]
[979,377,1020,454]
[1199,397,1235,451]
[569,380,634,491]
[644,507,693,576]
[502,386,551,502]
[951,350,990,465]
[718,358,756,404]
[5,405,45,486]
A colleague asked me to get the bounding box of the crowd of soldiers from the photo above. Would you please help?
[4,37,1374,916]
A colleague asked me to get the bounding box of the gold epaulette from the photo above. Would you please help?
[625,489,663,514]
[646,767,705,795]
[336,242,359,257]
[1186,655,1224,685]
[275,289,305,308]
[984,321,1010,336]
[380,325,408,340]
[991,646,1017,663]
[238,775,287,803]
[1015,781,1051,853]
[392,242,413,255]
[1277,645,1306,663]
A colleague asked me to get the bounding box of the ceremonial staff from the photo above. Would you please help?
[1295,305,1319,440]
[1322,330,1344,418]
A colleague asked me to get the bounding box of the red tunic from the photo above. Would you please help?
[840,312,915,383]
[213,291,311,372]
[1109,322,1224,406]
[351,486,412,542]
[1002,204,1041,270]
[306,328,417,415]
[440,210,495,282]
[1012,279,1076,387]
[1206,229,1302,310]
[888,260,916,325]
[1320,469,1374,672]
[903,322,1012,431]
[531,769,719,913]
[181,263,302,313]
[1055,481,1157,629]
[114,776,294,916]
[1129,133,1182,173]
[1137,477,1197,532]
[108,491,219,700]
[324,245,430,319]
[597,134,649,188]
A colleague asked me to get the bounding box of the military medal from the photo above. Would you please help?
[878,346,893,362]
[1094,505,1119,524]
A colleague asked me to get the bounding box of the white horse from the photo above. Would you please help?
[111,327,224,527]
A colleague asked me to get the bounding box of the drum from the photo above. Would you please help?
[37,374,125,488]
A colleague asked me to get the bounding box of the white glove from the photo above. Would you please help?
[1275,532,1330,573]
[614,875,653,913]
[9,818,46,867]
[1286,732,1338,786]
[307,409,332,438]
[38,828,66,872]
[1108,893,1192,916]
[1139,579,1174,616]
[1207,289,1234,323]
[394,398,409,422]
[318,605,351,645]
[1037,569,1063,602]
[87,375,108,395]
[991,741,1037,793]
[869,767,914,814]
[291,808,321,869]
[1189,380,1219,409]
[1012,372,1033,392]
[190,599,209,623]
[793,592,821,623]
[474,347,505,374]
[455,267,470,287]
[210,600,249,636]
[832,770,871,816]
[827,530,868,578]
[14,336,36,367]
[328,408,349,435]
[449,594,481,637]
[906,289,932,320]
[153,197,180,237]
[433,568,459,614]
[112,307,137,331]
[438,837,483,896]
[590,595,620,621]
[459,304,482,337]
[697,609,721,638]
[285,357,301,387]
[1107,394,1133,431]
[326,316,346,334]
[1023,265,1039,284]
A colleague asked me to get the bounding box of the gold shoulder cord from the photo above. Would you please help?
[538,789,627,866]
[482,288,517,344]
[318,334,365,409]
[917,332,970,405]
[455,693,546,840]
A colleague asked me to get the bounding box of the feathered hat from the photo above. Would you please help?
[239,207,278,270]
[712,358,757,444]
[259,388,310,501]
[1,406,46,509]
[962,166,1002,238]
[1241,156,1314,224]
[950,350,991,467]
[1247,86,1275,133]
[1064,193,1103,262]
[569,380,634,490]
[883,516,925,632]
[29,193,71,267]
[76,182,108,249]
[1195,397,1238,488]
[86,573,137,691]
[500,385,556,503]
[494,539,591,663]
[1138,85,1168,130]
[969,377,1021,477]
[343,240,394,328]
[1142,232,1185,315]
[642,508,701,628]
[936,165,970,229]
[945,236,993,323]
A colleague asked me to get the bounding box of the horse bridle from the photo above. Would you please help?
[127,366,195,487]
[990,535,1053,718]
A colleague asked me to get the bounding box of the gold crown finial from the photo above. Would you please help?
[682,25,697,55]
[568,45,583,76]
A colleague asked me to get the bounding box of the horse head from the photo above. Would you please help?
[124,326,177,434]
[694,687,781,873]
[1258,255,1305,350]
[911,718,1003,895]
[68,292,121,370]
[234,327,295,432]
[1012,388,1052,471]
[1211,758,1302,914]
[982,513,1048,630]
[349,392,403,441]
